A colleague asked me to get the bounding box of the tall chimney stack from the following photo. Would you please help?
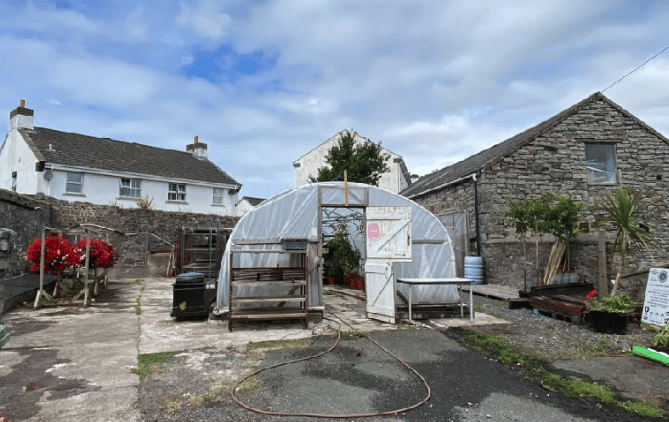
[187,135,207,159]
[10,99,34,131]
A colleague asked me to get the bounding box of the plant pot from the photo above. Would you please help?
[588,311,630,335]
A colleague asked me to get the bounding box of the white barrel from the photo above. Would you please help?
[464,256,485,284]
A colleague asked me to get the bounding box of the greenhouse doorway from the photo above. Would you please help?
[320,206,366,288]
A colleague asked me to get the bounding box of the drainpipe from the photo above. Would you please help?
[473,173,482,256]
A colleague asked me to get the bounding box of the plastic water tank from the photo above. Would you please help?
[464,256,485,284]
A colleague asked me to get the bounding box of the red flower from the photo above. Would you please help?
[25,235,78,275]
[75,238,119,269]
[585,289,597,300]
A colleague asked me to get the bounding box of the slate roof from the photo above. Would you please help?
[402,92,669,198]
[241,196,265,206]
[20,127,240,186]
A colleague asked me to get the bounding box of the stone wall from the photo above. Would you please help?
[0,190,239,277]
[0,189,52,277]
[49,201,239,265]
[412,97,669,296]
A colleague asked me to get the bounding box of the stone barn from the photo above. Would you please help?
[402,92,669,294]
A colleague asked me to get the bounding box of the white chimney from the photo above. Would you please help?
[9,99,34,131]
[186,135,208,159]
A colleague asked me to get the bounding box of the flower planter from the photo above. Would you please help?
[527,282,594,299]
[588,311,630,335]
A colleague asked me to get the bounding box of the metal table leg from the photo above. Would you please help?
[408,284,413,321]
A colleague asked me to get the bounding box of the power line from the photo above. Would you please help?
[602,44,669,93]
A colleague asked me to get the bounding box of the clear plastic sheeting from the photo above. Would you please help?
[216,182,459,314]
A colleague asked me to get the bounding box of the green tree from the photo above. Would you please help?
[599,187,659,296]
[325,224,361,284]
[542,195,584,285]
[506,194,553,287]
[310,131,390,186]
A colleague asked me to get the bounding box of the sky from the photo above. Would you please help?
[1,1,669,200]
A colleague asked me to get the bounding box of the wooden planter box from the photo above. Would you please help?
[521,282,595,299]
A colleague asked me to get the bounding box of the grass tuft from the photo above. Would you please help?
[458,330,664,419]
[132,351,177,382]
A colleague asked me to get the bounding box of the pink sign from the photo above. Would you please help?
[367,223,380,240]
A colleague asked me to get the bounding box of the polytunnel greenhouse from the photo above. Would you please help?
[216,182,461,328]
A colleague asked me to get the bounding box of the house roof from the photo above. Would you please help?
[20,127,240,187]
[402,92,669,198]
[240,196,265,206]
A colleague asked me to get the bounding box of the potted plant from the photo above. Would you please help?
[324,224,361,286]
[585,292,636,334]
[585,187,659,334]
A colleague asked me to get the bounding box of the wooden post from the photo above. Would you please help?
[598,230,609,298]
[344,170,349,206]
[33,229,54,309]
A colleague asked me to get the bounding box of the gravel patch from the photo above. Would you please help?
[469,295,657,362]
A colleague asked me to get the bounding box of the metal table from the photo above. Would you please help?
[396,278,474,322]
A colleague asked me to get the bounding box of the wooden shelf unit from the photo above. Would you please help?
[228,249,308,331]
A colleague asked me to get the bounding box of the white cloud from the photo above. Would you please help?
[2,1,669,199]
[177,0,233,41]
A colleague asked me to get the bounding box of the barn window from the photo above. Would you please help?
[585,143,617,184]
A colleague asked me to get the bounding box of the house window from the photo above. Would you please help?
[66,172,83,194]
[11,171,17,192]
[585,143,617,184]
[168,183,186,201]
[212,188,224,204]
[120,178,141,198]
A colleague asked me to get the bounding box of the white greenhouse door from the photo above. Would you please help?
[364,262,396,323]
[364,207,412,323]
[366,206,412,261]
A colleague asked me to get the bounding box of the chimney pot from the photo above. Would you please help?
[194,135,198,144]
[20,99,25,108]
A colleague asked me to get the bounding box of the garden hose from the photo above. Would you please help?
[230,314,431,418]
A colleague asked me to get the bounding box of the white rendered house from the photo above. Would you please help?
[0,100,241,215]
[293,130,412,194]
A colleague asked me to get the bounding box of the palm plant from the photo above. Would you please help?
[599,187,658,296]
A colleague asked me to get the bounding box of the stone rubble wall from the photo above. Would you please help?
[412,97,669,297]
[1,189,239,278]
[0,189,52,277]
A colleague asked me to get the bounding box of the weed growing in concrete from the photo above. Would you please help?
[132,351,177,382]
[473,305,483,313]
[460,332,537,367]
[134,296,142,315]
[458,331,664,419]
[619,400,664,418]
[236,375,261,393]
[247,338,312,351]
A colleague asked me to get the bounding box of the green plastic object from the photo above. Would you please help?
[631,345,669,366]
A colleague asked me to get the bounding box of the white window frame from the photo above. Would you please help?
[585,143,617,185]
[66,172,83,194]
[168,183,186,201]
[119,178,141,198]
[212,187,224,205]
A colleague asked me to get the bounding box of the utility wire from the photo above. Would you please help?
[602,44,669,93]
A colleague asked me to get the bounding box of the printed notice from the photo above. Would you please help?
[642,268,669,326]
